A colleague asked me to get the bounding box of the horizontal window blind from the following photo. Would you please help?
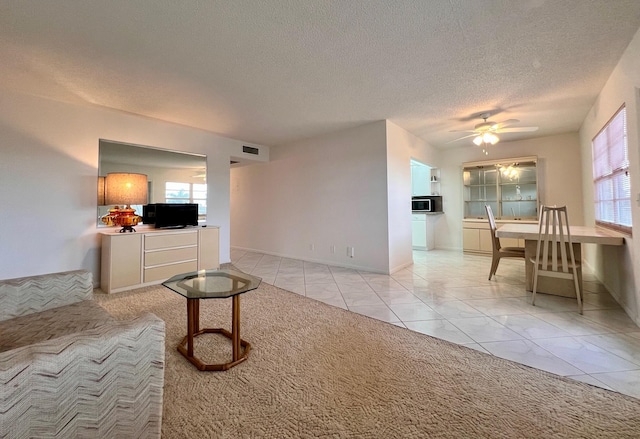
[165,182,191,203]
[165,182,208,218]
[592,106,631,233]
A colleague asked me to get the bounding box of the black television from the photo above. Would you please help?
[142,203,199,228]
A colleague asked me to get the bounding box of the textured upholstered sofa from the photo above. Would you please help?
[0,270,165,438]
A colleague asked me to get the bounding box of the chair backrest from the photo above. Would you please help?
[485,205,500,251]
[535,206,576,273]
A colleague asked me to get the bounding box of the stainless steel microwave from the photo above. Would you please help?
[412,196,443,212]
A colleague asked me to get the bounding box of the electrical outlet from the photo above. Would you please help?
[330,245,336,254]
[309,244,315,251]
[347,246,355,258]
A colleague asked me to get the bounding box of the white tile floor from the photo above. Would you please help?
[231,248,640,399]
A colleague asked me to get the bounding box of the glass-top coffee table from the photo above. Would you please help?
[162,267,261,371]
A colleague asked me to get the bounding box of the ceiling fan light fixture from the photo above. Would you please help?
[484,132,500,145]
[473,132,500,146]
[450,114,537,148]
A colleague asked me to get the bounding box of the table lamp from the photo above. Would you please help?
[104,172,148,232]
[97,176,106,206]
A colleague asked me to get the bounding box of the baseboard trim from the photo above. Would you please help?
[230,246,389,274]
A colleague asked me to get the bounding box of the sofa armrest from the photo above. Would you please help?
[0,313,165,439]
[0,270,93,322]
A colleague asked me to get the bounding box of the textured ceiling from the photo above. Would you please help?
[2,0,640,149]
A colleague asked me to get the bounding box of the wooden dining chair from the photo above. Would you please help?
[531,205,583,314]
[485,205,525,280]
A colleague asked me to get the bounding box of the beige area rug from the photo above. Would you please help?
[96,283,640,438]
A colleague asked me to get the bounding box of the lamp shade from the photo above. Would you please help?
[104,173,148,206]
[97,176,106,206]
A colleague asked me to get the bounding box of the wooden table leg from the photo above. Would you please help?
[186,298,198,357]
[194,299,200,332]
[232,295,241,361]
[178,294,251,371]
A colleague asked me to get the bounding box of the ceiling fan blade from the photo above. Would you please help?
[496,126,538,133]
[446,133,478,143]
[448,129,478,133]
[493,119,520,129]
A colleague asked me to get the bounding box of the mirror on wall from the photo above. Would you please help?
[98,139,207,227]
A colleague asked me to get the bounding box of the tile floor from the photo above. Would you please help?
[231,248,640,399]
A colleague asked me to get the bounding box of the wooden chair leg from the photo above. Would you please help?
[531,266,538,307]
[573,273,583,315]
[489,256,500,280]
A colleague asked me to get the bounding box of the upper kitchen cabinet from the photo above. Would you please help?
[411,161,431,196]
[463,156,539,220]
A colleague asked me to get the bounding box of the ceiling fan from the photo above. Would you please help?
[448,113,538,146]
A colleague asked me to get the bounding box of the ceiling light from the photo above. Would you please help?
[473,132,500,147]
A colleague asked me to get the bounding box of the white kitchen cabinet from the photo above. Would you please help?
[412,214,427,248]
[412,213,442,250]
[411,164,430,196]
[462,227,481,252]
[462,220,528,255]
[100,226,219,293]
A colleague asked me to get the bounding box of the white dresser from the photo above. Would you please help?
[100,226,219,293]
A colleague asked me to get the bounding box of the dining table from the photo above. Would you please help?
[496,223,625,297]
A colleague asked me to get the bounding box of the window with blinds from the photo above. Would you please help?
[592,105,631,234]
[165,182,208,220]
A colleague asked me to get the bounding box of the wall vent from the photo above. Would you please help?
[243,145,259,155]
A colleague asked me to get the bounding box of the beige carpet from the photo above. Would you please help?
[96,283,640,438]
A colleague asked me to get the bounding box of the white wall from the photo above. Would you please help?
[230,120,440,273]
[579,26,640,323]
[231,121,393,272]
[437,132,585,250]
[0,89,267,283]
[386,121,440,272]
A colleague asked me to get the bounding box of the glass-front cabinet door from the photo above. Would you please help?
[499,162,537,219]
[463,156,538,220]
[463,168,497,218]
